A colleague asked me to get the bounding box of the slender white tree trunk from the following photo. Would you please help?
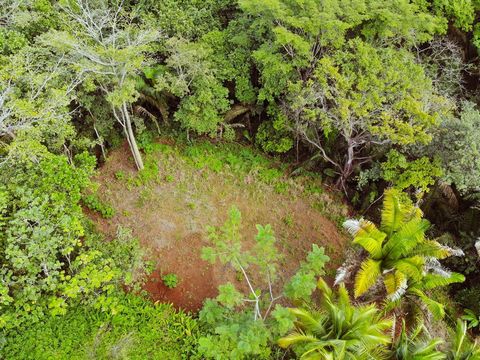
[122,102,144,170]
[337,141,355,192]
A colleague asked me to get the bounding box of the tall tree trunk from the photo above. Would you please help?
[336,141,355,193]
[122,102,144,170]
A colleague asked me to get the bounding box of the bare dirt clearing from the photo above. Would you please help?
[89,139,349,312]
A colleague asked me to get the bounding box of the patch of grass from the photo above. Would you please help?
[136,188,153,208]
[305,183,324,195]
[258,167,283,184]
[282,213,294,228]
[180,141,291,196]
[114,170,127,181]
[274,182,289,194]
[137,156,160,184]
[312,200,325,213]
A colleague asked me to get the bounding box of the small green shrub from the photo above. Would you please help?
[162,273,179,289]
[381,149,443,193]
[137,131,162,154]
[83,194,116,219]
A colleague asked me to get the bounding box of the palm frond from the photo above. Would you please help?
[334,265,349,286]
[452,320,468,359]
[392,319,444,360]
[384,271,408,301]
[134,105,156,121]
[282,278,392,359]
[345,219,383,238]
[317,278,333,300]
[343,219,362,235]
[224,104,251,123]
[278,332,320,348]
[353,235,385,259]
[421,272,465,290]
[412,240,453,259]
[354,259,381,298]
[138,92,169,123]
[382,218,429,260]
[409,288,445,319]
[380,188,406,236]
[392,257,424,281]
[337,283,351,308]
[289,308,323,333]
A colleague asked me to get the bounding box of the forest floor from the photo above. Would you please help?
[88,137,350,312]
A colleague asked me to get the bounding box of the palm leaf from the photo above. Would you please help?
[382,218,430,260]
[289,308,324,333]
[278,332,320,348]
[301,345,333,360]
[421,272,465,290]
[393,320,445,360]
[384,271,407,299]
[392,257,424,282]
[354,259,381,298]
[337,283,351,308]
[317,278,333,300]
[452,320,468,359]
[357,219,383,238]
[224,104,251,122]
[449,319,480,359]
[413,240,453,259]
[413,339,446,360]
[409,288,445,319]
[380,189,406,236]
[353,233,386,259]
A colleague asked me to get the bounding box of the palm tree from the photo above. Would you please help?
[390,319,445,360]
[278,278,392,359]
[445,320,480,360]
[341,189,464,308]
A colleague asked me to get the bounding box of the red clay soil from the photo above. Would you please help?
[143,233,220,312]
[88,142,348,313]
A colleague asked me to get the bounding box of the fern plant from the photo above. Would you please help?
[278,278,392,359]
[339,189,464,317]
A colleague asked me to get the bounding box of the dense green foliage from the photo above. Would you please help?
[1,293,199,359]
[1,0,480,358]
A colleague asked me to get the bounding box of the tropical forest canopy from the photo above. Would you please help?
[1,0,480,359]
